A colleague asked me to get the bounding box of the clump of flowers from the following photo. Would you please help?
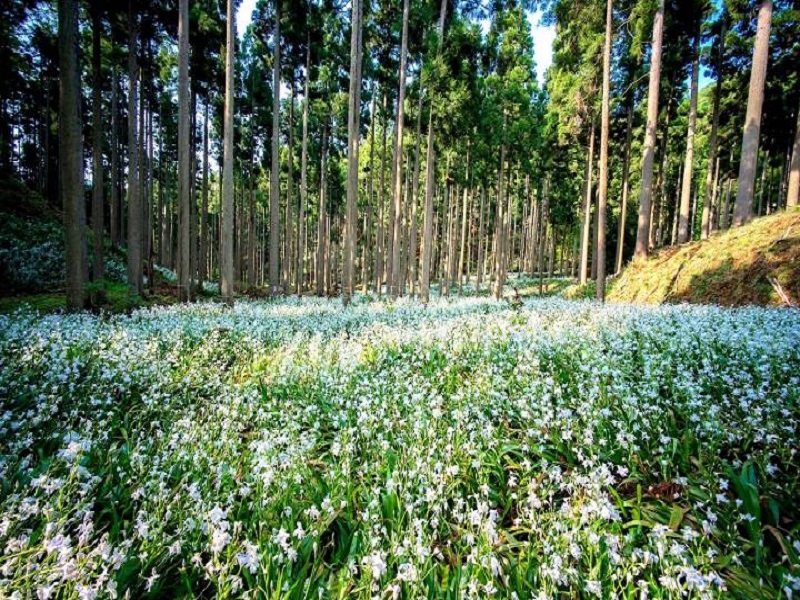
[0,297,798,598]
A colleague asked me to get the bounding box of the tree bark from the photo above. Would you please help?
[297,38,310,295]
[200,101,209,284]
[316,119,328,295]
[579,124,594,284]
[409,90,423,296]
[177,0,191,301]
[221,0,235,304]
[787,97,800,208]
[677,33,700,244]
[634,0,664,258]
[389,0,410,297]
[110,67,120,249]
[419,0,448,303]
[701,25,725,239]
[126,2,142,296]
[91,5,104,285]
[615,104,632,274]
[343,0,363,305]
[59,0,85,310]
[733,0,772,226]
[596,0,612,301]
[269,1,281,295]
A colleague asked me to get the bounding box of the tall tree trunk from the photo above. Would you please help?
[409,90,423,295]
[493,115,508,300]
[677,33,700,244]
[177,0,191,301]
[375,95,388,294]
[297,39,311,295]
[420,0,448,303]
[221,0,235,304]
[634,0,664,258]
[59,0,85,310]
[316,119,328,295]
[701,25,724,238]
[733,0,772,226]
[476,185,486,293]
[110,67,120,249]
[615,104,632,274]
[200,101,209,284]
[284,86,295,290]
[126,2,142,296]
[343,0,362,306]
[269,1,281,295]
[91,5,104,286]
[579,124,594,284]
[389,0,410,298]
[596,0,612,301]
[787,97,800,208]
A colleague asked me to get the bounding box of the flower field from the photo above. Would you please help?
[1,297,799,599]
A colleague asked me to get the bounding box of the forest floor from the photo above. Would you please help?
[607,209,800,307]
[1,296,799,598]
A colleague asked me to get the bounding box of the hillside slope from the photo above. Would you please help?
[608,209,800,307]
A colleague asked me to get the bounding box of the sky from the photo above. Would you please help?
[235,1,556,86]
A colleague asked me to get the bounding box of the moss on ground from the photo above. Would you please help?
[608,209,800,307]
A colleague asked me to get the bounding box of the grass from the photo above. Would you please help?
[608,209,800,307]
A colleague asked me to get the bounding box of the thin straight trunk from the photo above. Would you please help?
[615,105,633,274]
[298,41,311,295]
[635,0,664,258]
[389,0,410,297]
[580,124,594,284]
[757,150,769,215]
[721,178,733,228]
[365,91,376,292]
[458,185,469,294]
[269,1,281,294]
[177,0,191,301]
[690,187,698,239]
[157,103,164,266]
[677,32,700,244]
[220,0,235,304]
[787,97,800,208]
[596,0,612,301]
[537,180,549,293]
[91,6,104,284]
[734,0,772,226]
[376,94,388,294]
[671,164,682,245]
[126,2,142,295]
[200,101,209,284]
[493,116,508,300]
[60,0,85,310]
[284,87,295,289]
[110,67,120,248]
[710,156,721,231]
[702,24,725,238]
[316,120,328,295]
[476,185,486,293]
[420,0,448,303]
[409,90,423,295]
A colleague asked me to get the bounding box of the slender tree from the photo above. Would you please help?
[596,0,612,301]
[221,0,235,305]
[788,98,800,208]
[126,2,142,296]
[59,0,85,310]
[343,0,363,306]
[701,21,725,239]
[269,1,281,295]
[389,0,410,298]
[177,0,191,301]
[90,3,104,287]
[634,0,664,258]
[677,33,700,244]
[733,0,772,226]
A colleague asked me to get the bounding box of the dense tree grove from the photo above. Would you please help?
[0,0,798,306]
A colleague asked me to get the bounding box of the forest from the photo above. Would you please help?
[0,0,799,598]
